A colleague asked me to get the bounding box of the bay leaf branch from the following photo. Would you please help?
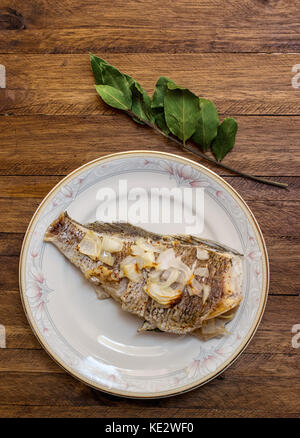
[126,110,288,189]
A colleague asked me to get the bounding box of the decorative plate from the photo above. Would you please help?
[19,151,269,398]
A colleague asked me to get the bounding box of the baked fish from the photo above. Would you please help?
[44,212,243,339]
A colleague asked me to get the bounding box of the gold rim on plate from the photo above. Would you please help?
[19,151,269,398]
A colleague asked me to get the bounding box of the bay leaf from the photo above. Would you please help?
[212,118,238,161]
[151,76,175,110]
[131,81,154,123]
[90,53,132,106]
[192,99,219,151]
[95,85,131,110]
[151,77,176,134]
[164,84,200,142]
[90,53,108,84]
[153,110,170,134]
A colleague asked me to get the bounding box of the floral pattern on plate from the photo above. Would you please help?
[20,153,268,397]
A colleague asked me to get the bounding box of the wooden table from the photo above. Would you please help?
[0,1,299,418]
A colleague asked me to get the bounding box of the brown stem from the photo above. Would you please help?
[126,111,288,189]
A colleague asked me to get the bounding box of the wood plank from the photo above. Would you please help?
[0,348,298,378]
[0,176,298,201]
[0,176,61,198]
[0,233,23,256]
[0,1,300,53]
[0,405,298,418]
[0,0,299,421]
[223,177,300,201]
[0,54,300,115]
[1,292,299,352]
[0,198,298,235]
[249,201,299,238]
[4,326,40,349]
[0,372,299,412]
[0,115,300,176]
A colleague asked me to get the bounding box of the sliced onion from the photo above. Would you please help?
[131,244,155,268]
[120,255,136,266]
[157,248,176,270]
[160,268,179,288]
[102,236,123,252]
[157,248,192,283]
[99,250,115,266]
[191,277,203,291]
[122,263,142,283]
[196,248,209,260]
[78,230,102,260]
[202,284,211,303]
[135,238,160,252]
[188,277,203,296]
[145,283,182,306]
[195,266,209,277]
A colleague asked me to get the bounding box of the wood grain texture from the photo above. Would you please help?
[0,0,299,420]
[1,292,299,353]
[0,405,299,418]
[0,54,300,116]
[0,1,300,53]
[0,372,299,414]
[0,115,300,176]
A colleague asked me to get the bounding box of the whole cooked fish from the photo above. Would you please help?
[44,212,243,339]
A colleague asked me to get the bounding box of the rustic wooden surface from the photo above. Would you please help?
[0,0,299,418]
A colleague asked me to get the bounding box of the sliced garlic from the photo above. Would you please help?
[78,230,102,260]
[196,248,209,260]
[144,283,182,307]
[102,236,123,252]
[195,266,209,277]
[99,250,115,266]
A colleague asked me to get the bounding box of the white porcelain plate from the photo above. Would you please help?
[19,151,269,398]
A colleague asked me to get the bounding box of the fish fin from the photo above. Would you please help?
[138,321,161,332]
[44,211,68,241]
[86,221,163,240]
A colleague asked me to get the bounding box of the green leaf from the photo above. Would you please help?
[90,53,108,84]
[153,110,170,135]
[90,54,132,106]
[132,116,145,125]
[95,85,131,110]
[212,118,238,161]
[130,81,154,123]
[151,77,174,134]
[151,76,175,110]
[164,84,201,143]
[124,73,135,89]
[192,99,219,151]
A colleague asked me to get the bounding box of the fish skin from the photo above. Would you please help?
[44,212,243,336]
